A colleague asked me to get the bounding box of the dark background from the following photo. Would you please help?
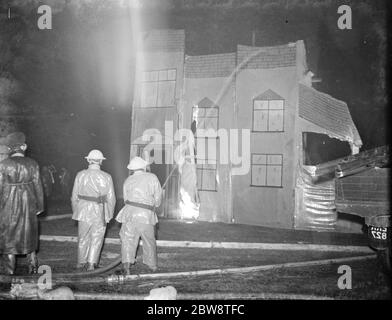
[0,0,389,196]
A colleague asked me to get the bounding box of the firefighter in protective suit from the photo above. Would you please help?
[116,157,162,275]
[0,132,44,275]
[71,150,116,271]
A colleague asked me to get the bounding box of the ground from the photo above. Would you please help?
[0,201,390,300]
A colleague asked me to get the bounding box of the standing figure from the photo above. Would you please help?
[41,165,54,199]
[71,150,115,271]
[116,157,162,275]
[0,132,44,274]
[59,167,71,200]
[41,164,56,200]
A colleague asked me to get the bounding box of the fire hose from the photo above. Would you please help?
[0,164,179,285]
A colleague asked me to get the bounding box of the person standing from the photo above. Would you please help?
[59,167,71,200]
[41,165,55,200]
[71,149,115,271]
[0,132,44,274]
[116,157,162,275]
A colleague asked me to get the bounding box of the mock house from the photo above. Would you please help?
[130,29,362,231]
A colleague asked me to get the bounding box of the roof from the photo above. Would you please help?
[197,97,217,108]
[185,53,236,78]
[237,43,297,70]
[299,83,362,147]
[254,89,284,101]
[141,29,185,52]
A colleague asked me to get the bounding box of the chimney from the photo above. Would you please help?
[303,71,314,87]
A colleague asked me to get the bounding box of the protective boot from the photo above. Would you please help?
[76,263,86,270]
[5,254,16,275]
[86,262,95,271]
[121,262,131,275]
[147,264,158,272]
[27,252,39,274]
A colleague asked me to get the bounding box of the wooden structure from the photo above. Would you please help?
[130,29,363,230]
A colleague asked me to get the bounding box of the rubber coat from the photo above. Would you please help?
[117,171,162,268]
[0,156,44,254]
[116,171,162,225]
[71,166,116,224]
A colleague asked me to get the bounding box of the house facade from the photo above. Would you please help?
[130,29,362,231]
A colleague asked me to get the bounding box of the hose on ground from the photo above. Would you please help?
[0,163,179,284]
[0,258,122,284]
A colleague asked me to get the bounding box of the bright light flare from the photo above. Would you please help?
[179,188,199,220]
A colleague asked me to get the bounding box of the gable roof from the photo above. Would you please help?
[197,97,218,108]
[299,83,362,147]
[254,89,284,101]
[185,53,236,78]
[237,43,297,70]
[141,29,185,52]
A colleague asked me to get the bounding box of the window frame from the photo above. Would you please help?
[193,101,220,192]
[252,98,285,132]
[250,153,283,188]
[192,104,219,134]
[196,154,218,192]
[139,68,177,108]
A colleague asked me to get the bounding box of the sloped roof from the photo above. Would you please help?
[197,97,217,108]
[299,84,362,147]
[141,29,185,52]
[185,53,236,78]
[237,43,297,70]
[254,89,284,101]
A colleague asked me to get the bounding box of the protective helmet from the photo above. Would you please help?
[127,156,149,170]
[85,149,106,160]
[6,132,26,148]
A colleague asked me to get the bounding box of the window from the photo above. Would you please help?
[253,90,284,132]
[251,154,283,187]
[193,98,219,191]
[192,98,219,132]
[195,135,218,191]
[196,158,217,191]
[132,144,149,160]
[133,143,169,165]
[140,69,176,107]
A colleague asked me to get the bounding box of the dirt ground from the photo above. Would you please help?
[0,202,390,300]
[39,216,369,246]
[1,240,390,300]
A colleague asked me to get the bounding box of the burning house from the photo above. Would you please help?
[130,29,362,231]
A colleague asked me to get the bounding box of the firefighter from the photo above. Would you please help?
[0,132,44,275]
[59,167,71,200]
[116,156,162,275]
[41,165,55,199]
[71,149,115,271]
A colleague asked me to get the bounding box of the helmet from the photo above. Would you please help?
[6,132,26,148]
[127,156,149,170]
[85,149,106,160]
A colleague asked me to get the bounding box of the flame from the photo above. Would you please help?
[179,188,199,220]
